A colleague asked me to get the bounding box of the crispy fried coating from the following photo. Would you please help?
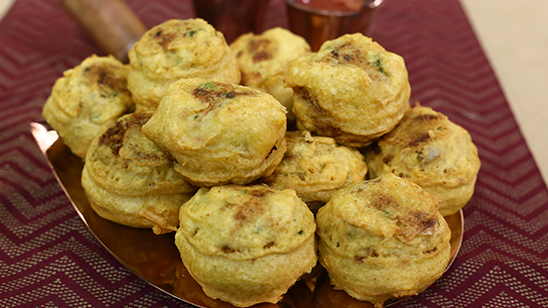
[127,18,241,111]
[283,33,411,147]
[261,131,367,212]
[82,112,197,234]
[141,78,287,187]
[175,185,317,307]
[365,105,481,216]
[42,55,134,158]
[316,174,451,307]
[230,27,311,123]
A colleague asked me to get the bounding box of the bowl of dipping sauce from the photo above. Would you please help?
[284,0,384,51]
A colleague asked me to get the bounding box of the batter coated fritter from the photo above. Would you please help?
[82,112,197,234]
[283,33,411,147]
[261,131,367,212]
[231,27,311,123]
[365,105,480,216]
[316,174,451,307]
[42,55,134,158]
[128,18,240,111]
[175,185,317,307]
[142,78,287,187]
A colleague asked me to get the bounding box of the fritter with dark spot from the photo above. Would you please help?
[316,173,451,307]
[127,18,240,111]
[365,105,481,216]
[42,55,134,159]
[175,185,316,307]
[82,112,197,234]
[283,33,411,147]
[142,78,287,187]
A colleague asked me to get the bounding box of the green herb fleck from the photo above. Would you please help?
[201,82,217,90]
[372,57,386,74]
[91,112,101,121]
[189,30,198,37]
[375,58,382,67]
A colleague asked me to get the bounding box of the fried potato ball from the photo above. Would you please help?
[141,78,287,187]
[283,33,411,147]
[365,105,481,216]
[316,173,451,307]
[261,131,367,213]
[230,27,311,123]
[175,185,317,307]
[127,18,241,111]
[81,112,197,234]
[42,55,134,159]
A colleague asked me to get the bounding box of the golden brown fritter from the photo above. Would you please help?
[42,55,134,159]
[141,78,287,187]
[365,105,481,216]
[82,112,197,234]
[230,27,311,123]
[283,33,411,147]
[175,185,317,307]
[316,173,451,307]
[261,131,367,212]
[127,18,241,111]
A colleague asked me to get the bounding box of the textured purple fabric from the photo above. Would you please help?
[1,0,547,307]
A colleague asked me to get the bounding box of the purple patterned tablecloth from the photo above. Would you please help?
[1,0,547,307]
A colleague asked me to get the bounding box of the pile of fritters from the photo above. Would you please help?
[42,18,480,308]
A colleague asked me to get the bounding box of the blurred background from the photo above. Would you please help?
[0,0,546,184]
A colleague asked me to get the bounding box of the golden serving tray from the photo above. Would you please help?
[30,122,464,308]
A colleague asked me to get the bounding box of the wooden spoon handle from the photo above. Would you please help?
[59,0,147,63]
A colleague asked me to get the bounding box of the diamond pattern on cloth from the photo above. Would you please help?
[0,0,547,307]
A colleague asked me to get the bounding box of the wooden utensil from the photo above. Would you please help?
[59,0,147,63]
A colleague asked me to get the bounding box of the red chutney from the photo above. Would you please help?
[294,0,363,12]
